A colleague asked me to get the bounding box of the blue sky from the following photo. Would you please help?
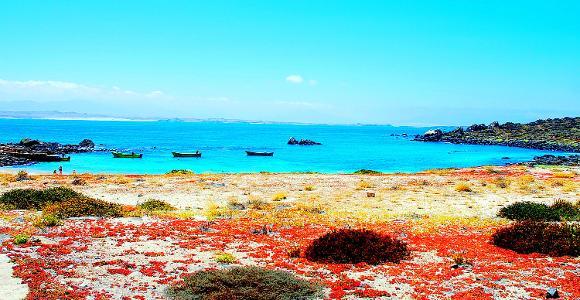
[0,1,578,125]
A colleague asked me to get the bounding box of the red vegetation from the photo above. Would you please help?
[492,221,580,257]
[304,229,410,264]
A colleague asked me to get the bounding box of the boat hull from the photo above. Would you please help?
[112,152,143,158]
[245,151,274,156]
[172,152,201,158]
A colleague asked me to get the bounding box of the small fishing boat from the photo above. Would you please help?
[112,152,143,158]
[172,151,201,158]
[246,151,274,156]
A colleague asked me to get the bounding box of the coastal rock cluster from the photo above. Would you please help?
[0,138,96,167]
[413,117,580,152]
[287,137,322,146]
[519,154,580,167]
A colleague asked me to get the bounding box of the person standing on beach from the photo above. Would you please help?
[58,166,63,175]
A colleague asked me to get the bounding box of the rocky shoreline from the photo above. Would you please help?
[0,138,97,167]
[413,117,579,152]
[517,154,580,167]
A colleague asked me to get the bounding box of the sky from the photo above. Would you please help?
[0,1,578,126]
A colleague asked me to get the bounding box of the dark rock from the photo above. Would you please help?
[413,117,580,153]
[79,139,95,148]
[288,137,322,145]
[19,138,41,147]
[501,157,510,160]
[414,129,443,142]
[466,124,487,132]
[1,138,101,167]
[546,288,559,299]
[521,154,579,166]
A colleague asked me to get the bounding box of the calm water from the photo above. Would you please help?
[0,119,566,174]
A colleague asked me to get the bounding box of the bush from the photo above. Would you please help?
[498,201,579,221]
[167,169,194,175]
[43,197,123,218]
[138,199,176,211]
[34,214,62,227]
[13,234,29,245]
[454,182,472,192]
[272,192,287,201]
[354,169,382,175]
[167,266,322,300]
[16,171,31,181]
[304,229,410,264]
[492,221,579,257]
[214,252,237,264]
[0,187,83,210]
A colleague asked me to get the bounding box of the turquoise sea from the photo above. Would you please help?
[0,119,567,174]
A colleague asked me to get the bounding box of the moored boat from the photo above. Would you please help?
[245,151,274,156]
[172,151,202,158]
[112,152,143,158]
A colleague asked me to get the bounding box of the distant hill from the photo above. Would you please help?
[414,117,580,152]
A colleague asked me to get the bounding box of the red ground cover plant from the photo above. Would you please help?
[1,216,579,299]
[492,221,580,257]
[304,228,410,264]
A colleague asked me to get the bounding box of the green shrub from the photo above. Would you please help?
[0,187,83,210]
[167,266,322,300]
[305,229,410,264]
[167,169,194,175]
[498,200,579,221]
[138,199,176,211]
[551,200,580,221]
[492,221,579,257]
[353,169,382,175]
[35,214,62,227]
[13,234,29,245]
[43,197,122,218]
[214,252,237,264]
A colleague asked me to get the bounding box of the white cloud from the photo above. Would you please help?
[0,78,167,102]
[285,75,304,84]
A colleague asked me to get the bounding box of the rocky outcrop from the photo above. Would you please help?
[519,154,579,166]
[0,138,98,167]
[413,117,579,152]
[287,137,322,146]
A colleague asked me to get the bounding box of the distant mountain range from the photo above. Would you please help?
[0,110,403,126]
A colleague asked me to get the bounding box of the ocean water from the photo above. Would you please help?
[0,119,566,174]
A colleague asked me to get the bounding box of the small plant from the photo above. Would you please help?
[450,252,472,267]
[16,171,31,181]
[247,196,269,210]
[551,199,580,221]
[454,182,472,192]
[354,169,382,175]
[304,229,410,264]
[71,177,86,186]
[287,246,301,258]
[304,185,315,191]
[227,197,246,210]
[214,251,237,264]
[13,234,29,245]
[272,192,287,201]
[356,180,374,190]
[167,266,322,300]
[138,199,176,211]
[492,177,510,189]
[34,214,62,227]
[167,169,194,175]
[492,221,579,257]
[552,171,575,179]
[43,197,123,218]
